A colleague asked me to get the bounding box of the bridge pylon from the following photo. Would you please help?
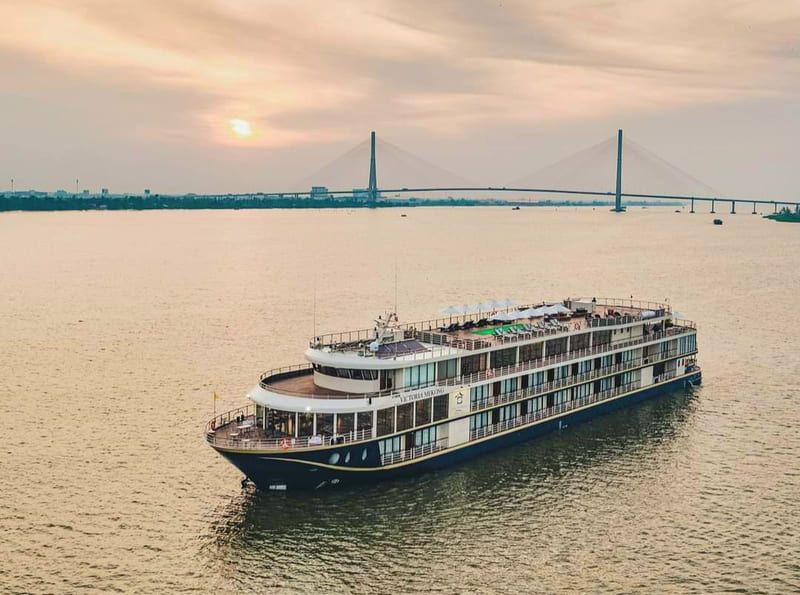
[367,131,378,204]
[611,129,625,212]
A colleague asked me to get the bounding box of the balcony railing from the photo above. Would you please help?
[469,380,643,442]
[380,438,449,466]
[470,347,682,411]
[259,325,695,400]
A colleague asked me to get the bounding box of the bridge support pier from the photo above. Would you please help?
[752,202,757,215]
[690,198,695,213]
[774,202,778,213]
[711,199,716,214]
[731,201,736,214]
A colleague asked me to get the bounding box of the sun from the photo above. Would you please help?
[228,118,253,138]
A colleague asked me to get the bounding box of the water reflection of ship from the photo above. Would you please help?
[201,386,699,566]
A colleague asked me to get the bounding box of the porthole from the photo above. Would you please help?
[361,448,368,461]
[328,452,340,465]
[344,451,351,464]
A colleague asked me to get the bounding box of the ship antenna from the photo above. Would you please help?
[394,256,398,316]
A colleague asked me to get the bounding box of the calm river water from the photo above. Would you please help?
[1,207,798,594]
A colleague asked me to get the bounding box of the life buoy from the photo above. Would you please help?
[573,322,580,330]
[280,438,289,450]
[210,420,216,431]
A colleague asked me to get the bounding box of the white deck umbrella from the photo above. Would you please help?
[441,305,464,322]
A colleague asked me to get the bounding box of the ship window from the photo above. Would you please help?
[571,332,590,351]
[396,403,413,431]
[379,370,395,391]
[470,411,490,431]
[414,426,437,446]
[376,407,394,436]
[316,413,334,436]
[490,347,517,369]
[461,353,486,375]
[437,358,458,380]
[433,394,449,421]
[298,412,314,437]
[404,363,435,388]
[336,413,354,435]
[519,342,543,362]
[361,448,368,461]
[378,436,403,456]
[415,398,432,427]
[328,452,340,465]
[314,365,378,380]
[545,337,568,357]
[356,411,373,434]
[470,384,490,407]
[266,409,294,437]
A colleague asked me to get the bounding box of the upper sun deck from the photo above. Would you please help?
[251,298,693,406]
[306,297,671,366]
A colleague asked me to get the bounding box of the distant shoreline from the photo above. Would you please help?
[0,195,682,212]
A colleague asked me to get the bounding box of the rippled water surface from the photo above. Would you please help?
[1,207,798,593]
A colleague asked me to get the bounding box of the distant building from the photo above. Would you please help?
[144,189,151,196]
[101,188,109,196]
[55,189,68,197]
[82,190,90,196]
[310,186,329,200]
[352,188,369,200]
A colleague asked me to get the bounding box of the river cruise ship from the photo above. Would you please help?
[207,297,700,490]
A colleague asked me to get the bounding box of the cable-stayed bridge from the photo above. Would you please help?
[275,131,799,214]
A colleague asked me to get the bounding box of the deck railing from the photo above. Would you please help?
[469,380,643,442]
[208,365,697,453]
[206,419,374,451]
[469,347,682,411]
[259,325,695,400]
[310,298,671,351]
[380,438,449,466]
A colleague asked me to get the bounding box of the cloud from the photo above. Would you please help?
[1,0,799,192]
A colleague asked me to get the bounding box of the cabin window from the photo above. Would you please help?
[528,395,546,412]
[376,407,395,436]
[461,353,487,375]
[470,384,490,408]
[403,363,435,389]
[415,398,432,427]
[571,332,590,351]
[298,412,314,437]
[545,337,568,357]
[500,377,517,395]
[316,413,333,436]
[313,365,378,380]
[378,436,403,456]
[593,330,611,346]
[379,370,395,391]
[519,342,543,362]
[266,409,294,437]
[336,413,354,435]
[433,394,449,421]
[413,426,437,447]
[356,411,373,434]
[490,347,517,369]
[437,358,458,380]
[469,411,490,431]
[396,403,413,431]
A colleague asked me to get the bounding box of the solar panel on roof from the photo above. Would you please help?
[376,340,429,359]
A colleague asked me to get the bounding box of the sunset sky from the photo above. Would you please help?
[2,0,799,197]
